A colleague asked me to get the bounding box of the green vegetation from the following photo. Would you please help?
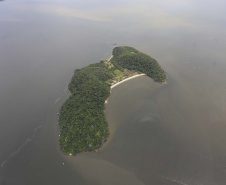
[59,46,166,155]
[112,46,166,82]
[59,62,113,155]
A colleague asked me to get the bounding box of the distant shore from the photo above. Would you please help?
[111,73,146,89]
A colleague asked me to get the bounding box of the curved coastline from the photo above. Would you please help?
[104,74,146,104]
[110,73,146,89]
[59,46,167,155]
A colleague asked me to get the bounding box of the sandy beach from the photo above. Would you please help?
[104,74,146,104]
[111,74,146,89]
[107,55,113,61]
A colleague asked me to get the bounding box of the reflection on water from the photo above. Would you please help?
[1,0,226,184]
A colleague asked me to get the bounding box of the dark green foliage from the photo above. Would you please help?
[112,46,166,82]
[59,46,166,155]
[59,62,112,155]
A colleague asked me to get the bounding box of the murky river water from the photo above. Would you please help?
[1,0,226,184]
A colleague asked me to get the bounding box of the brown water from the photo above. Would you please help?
[65,69,226,185]
[1,0,226,184]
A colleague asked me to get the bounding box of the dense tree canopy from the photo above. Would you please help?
[59,46,166,155]
[112,46,166,82]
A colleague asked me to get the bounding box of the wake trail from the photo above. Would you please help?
[54,84,70,105]
[160,176,189,185]
[54,97,61,104]
[1,124,43,168]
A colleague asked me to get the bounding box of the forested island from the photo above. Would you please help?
[58,46,166,155]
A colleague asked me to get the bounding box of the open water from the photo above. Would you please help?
[1,0,226,184]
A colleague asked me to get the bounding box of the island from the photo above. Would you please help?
[58,46,166,155]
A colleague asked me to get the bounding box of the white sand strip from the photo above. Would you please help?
[111,74,146,89]
[107,55,113,61]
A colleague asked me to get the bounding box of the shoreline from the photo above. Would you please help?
[110,73,146,89]
[105,74,146,104]
[69,72,164,155]
[107,55,113,61]
[60,46,167,155]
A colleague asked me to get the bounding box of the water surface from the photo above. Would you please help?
[1,0,226,184]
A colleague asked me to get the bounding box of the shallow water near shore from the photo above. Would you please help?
[2,0,226,184]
